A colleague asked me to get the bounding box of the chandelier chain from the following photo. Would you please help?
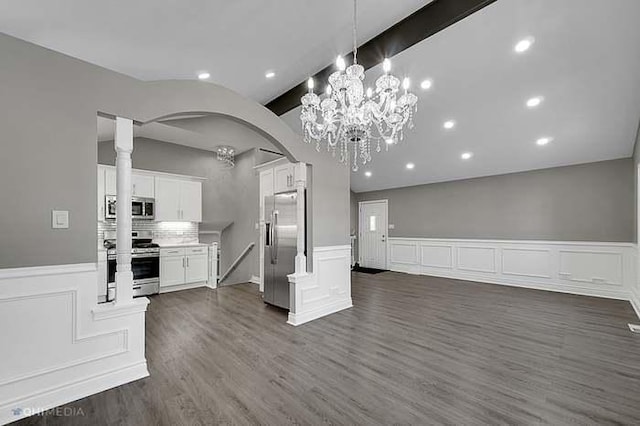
[353,0,358,64]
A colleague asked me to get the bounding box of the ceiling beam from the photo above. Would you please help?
[265,0,497,116]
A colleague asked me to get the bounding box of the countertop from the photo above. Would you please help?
[157,242,212,248]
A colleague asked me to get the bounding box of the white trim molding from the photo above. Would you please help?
[287,245,352,326]
[388,238,636,301]
[0,263,149,424]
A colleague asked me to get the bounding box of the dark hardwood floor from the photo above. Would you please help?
[14,272,640,425]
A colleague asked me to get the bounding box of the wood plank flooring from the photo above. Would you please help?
[14,272,640,425]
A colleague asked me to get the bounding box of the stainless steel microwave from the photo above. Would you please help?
[105,195,155,220]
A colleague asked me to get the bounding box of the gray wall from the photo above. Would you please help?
[98,138,261,285]
[355,159,634,242]
[633,121,640,243]
[0,33,350,269]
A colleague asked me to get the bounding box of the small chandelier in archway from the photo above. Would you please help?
[215,145,235,168]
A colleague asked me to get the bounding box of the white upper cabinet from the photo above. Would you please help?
[273,163,296,193]
[105,167,117,195]
[155,177,182,221]
[180,180,202,222]
[155,177,202,222]
[132,173,154,198]
[98,165,203,223]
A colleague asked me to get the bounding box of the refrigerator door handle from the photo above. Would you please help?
[273,210,278,264]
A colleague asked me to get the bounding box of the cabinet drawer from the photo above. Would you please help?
[186,246,207,255]
[160,248,186,257]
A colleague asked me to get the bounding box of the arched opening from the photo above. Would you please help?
[96,110,310,322]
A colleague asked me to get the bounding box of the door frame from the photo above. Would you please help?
[358,199,388,269]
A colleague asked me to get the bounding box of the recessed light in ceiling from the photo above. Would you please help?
[406,163,415,170]
[364,171,372,177]
[197,72,210,80]
[526,96,543,108]
[536,137,552,146]
[461,152,473,160]
[420,79,432,90]
[265,71,276,79]
[443,120,456,130]
[514,37,534,53]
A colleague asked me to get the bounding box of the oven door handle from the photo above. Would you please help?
[131,253,160,259]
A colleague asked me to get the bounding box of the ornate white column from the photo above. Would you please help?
[294,162,307,274]
[114,117,134,304]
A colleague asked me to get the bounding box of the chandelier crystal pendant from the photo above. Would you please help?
[300,0,418,171]
[215,145,235,168]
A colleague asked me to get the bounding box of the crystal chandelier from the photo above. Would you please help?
[215,145,235,168]
[300,0,418,171]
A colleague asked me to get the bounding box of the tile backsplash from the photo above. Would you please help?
[98,221,199,245]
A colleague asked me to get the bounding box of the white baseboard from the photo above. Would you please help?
[388,237,635,302]
[3,361,148,424]
[287,298,353,326]
[159,281,207,293]
[249,275,260,285]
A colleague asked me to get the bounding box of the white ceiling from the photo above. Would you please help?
[0,0,427,104]
[97,115,278,154]
[281,0,640,192]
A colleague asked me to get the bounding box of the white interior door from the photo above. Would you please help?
[359,200,388,269]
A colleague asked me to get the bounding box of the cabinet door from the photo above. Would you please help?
[155,178,182,221]
[180,181,202,222]
[274,164,293,193]
[132,173,155,198]
[185,254,208,283]
[105,167,117,195]
[97,166,106,221]
[160,256,185,288]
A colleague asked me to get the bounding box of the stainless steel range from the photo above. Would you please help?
[104,231,160,301]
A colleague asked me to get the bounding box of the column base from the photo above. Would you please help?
[115,270,134,303]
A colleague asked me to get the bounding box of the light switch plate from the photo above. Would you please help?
[52,210,69,229]
[389,224,395,230]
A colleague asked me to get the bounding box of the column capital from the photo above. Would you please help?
[115,117,133,153]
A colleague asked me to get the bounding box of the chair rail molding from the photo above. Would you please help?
[388,237,636,303]
[287,245,352,326]
[0,263,149,424]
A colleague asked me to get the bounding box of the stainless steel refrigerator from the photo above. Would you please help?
[264,191,298,309]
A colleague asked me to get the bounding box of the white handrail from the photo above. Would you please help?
[218,242,255,284]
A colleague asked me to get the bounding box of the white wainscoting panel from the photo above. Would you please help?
[388,238,635,300]
[287,245,352,326]
[0,263,149,424]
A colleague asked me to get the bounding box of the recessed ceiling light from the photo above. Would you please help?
[536,137,552,146]
[526,96,543,108]
[461,152,473,160]
[514,37,534,53]
[443,120,455,130]
[364,171,372,177]
[420,79,432,90]
[265,71,276,79]
[406,163,415,170]
[197,72,210,80]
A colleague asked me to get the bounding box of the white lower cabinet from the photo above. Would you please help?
[160,247,209,289]
[160,253,186,288]
[185,254,208,283]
